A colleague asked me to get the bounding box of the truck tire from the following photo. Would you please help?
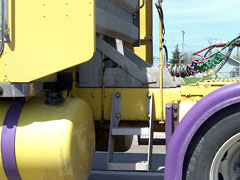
[183,104,240,180]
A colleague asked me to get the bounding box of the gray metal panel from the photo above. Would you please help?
[96,38,155,84]
[96,0,134,23]
[109,0,139,14]
[96,7,139,43]
[78,50,103,88]
[105,67,177,88]
[105,68,142,88]
[0,82,43,97]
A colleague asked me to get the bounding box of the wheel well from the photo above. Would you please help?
[182,102,240,179]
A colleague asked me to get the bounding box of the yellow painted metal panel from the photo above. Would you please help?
[2,0,95,82]
[74,85,227,123]
[103,88,181,122]
[134,0,153,64]
[0,98,95,180]
[134,40,153,64]
[181,84,224,97]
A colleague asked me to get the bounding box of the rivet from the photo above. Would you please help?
[116,113,121,118]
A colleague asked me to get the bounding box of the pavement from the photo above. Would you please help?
[88,135,166,180]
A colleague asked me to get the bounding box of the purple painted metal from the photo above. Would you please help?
[172,104,179,133]
[165,82,240,180]
[1,98,24,180]
[165,103,179,148]
[165,103,173,147]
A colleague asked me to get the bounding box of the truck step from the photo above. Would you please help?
[138,137,165,145]
[108,161,149,171]
[111,127,149,136]
[107,92,154,172]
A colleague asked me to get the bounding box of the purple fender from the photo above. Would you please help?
[165,82,240,180]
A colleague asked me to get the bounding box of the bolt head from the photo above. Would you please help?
[116,93,121,98]
[91,92,96,97]
[116,113,121,118]
[147,113,151,118]
[147,93,152,98]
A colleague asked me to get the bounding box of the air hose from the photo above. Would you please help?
[165,36,240,78]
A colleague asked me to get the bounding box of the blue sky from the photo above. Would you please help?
[153,0,240,60]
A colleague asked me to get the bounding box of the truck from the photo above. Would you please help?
[0,0,239,180]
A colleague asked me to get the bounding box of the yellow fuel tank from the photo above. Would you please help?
[0,97,95,180]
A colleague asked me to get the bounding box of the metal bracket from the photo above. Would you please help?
[0,82,43,97]
[165,103,179,148]
[146,92,153,170]
[96,37,156,84]
[1,98,24,180]
[0,0,4,53]
[4,0,9,42]
[107,92,121,166]
[0,0,10,54]
[111,92,121,128]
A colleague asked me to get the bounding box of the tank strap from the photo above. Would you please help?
[1,98,24,180]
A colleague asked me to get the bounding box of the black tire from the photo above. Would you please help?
[183,103,240,180]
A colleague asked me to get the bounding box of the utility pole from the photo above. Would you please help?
[181,30,185,65]
[181,30,185,54]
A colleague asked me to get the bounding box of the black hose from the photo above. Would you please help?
[204,47,213,57]
[155,1,165,37]
[163,44,168,64]
[139,0,145,9]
